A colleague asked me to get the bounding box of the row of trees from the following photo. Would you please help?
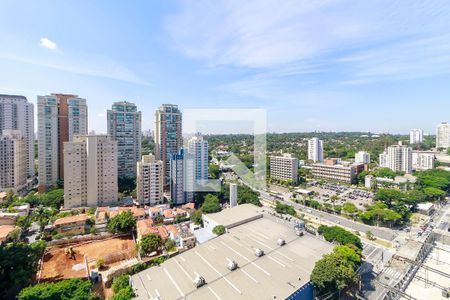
[18,278,97,300]
[1,188,65,209]
[275,201,297,216]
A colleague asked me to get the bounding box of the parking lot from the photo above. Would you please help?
[306,182,374,210]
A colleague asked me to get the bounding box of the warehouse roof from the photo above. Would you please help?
[131,209,332,300]
[202,203,264,228]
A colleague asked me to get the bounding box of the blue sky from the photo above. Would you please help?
[1,0,449,134]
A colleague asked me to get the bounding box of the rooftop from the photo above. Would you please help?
[54,214,89,226]
[0,225,16,242]
[131,212,333,300]
[203,203,264,228]
[136,219,169,240]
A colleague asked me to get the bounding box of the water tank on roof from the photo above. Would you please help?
[193,275,206,288]
[277,238,285,246]
[227,260,238,271]
[255,248,264,257]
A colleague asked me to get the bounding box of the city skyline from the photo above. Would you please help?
[1,1,450,134]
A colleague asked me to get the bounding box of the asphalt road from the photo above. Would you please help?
[259,191,397,241]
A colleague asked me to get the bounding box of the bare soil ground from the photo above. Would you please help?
[39,236,136,282]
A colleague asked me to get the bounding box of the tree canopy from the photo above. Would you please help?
[372,168,396,179]
[311,245,361,297]
[107,211,136,233]
[138,234,163,255]
[275,201,297,216]
[201,194,222,214]
[318,225,362,249]
[18,278,96,300]
[212,225,226,235]
[0,240,46,297]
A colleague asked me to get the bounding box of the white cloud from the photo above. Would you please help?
[0,51,148,85]
[39,37,57,50]
[165,0,450,84]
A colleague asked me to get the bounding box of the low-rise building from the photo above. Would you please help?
[181,202,196,216]
[53,214,89,236]
[202,203,263,233]
[131,204,333,300]
[0,212,19,225]
[311,159,362,184]
[165,224,196,249]
[147,205,168,219]
[13,203,30,217]
[136,219,165,241]
[0,225,18,244]
[0,192,7,203]
[417,202,435,216]
[95,206,146,224]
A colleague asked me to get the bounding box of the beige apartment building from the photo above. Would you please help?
[0,95,34,177]
[0,130,27,193]
[136,154,164,206]
[37,94,88,191]
[154,104,182,187]
[270,154,298,183]
[312,159,362,184]
[64,135,118,208]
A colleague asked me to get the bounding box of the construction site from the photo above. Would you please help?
[38,235,137,282]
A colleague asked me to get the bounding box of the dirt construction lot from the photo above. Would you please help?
[39,235,136,282]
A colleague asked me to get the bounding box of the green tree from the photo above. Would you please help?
[372,168,396,179]
[107,211,136,233]
[165,239,177,252]
[201,194,221,214]
[191,210,203,225]
[118,176,136,195]
[237,185,261,206]
[33,206,50,232]
[318,225,362,249]
[18,278,96,300]
[342,202,358,215]
[208,164,221,179]
[374,189,404,206]
[96,258,105,270]
[212,225,226,235]
[16,215,32,231]
[424,187,446,200]
[112,275,130,293]
[275,201,297,216]
[139,234,163,255]
[406,190,427,205]
[40,189,65,208]
[0,241,46,298]
[113,286,134,300]
[311,246,360,297]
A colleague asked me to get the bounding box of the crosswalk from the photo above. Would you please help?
[380,266,403,283]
